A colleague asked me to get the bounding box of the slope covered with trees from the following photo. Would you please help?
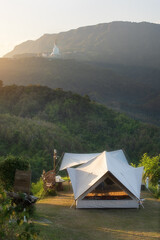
[0,82,159,180]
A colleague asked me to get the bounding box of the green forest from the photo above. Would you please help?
[0,81,159,181]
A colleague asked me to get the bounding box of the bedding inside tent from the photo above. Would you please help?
[83,177,132,200]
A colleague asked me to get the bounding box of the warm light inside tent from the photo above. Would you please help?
[83,177,131,200]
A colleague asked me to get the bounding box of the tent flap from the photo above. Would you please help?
[59,152,101,170]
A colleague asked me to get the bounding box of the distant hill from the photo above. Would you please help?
[4,21,160,69]
[0,83,159,179]
[0,58,159,125]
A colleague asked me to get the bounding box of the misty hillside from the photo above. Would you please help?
[4,21,160,68]
[0,58,159,126]
[0,83,159,179]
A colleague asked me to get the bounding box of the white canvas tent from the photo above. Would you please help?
[60,150,143,208]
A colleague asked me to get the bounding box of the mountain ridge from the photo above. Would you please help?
[4,21,160,68]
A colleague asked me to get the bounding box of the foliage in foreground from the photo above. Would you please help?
[0,187,39,240]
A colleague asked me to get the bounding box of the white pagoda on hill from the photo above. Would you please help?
[50,42,60,58]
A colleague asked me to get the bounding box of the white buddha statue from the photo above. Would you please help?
[50,42,60,57]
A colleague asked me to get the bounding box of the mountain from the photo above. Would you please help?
[4,21,160,69]
[0,58,159,126]
[0,83,159,180]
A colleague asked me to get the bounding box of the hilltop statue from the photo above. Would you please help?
[50,41,60,58]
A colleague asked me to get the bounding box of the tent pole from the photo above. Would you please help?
[54,149,57,173]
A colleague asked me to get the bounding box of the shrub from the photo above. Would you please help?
[31,178,57,198]
[45,188,57,196]
[31,178,44,198]
[148,185,160,199]
[0,155,30,191]
[0,186,39,240]
[139,153,160,186]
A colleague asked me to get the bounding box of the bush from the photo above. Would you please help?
[45,188,57,196]
[31,178,44,198]
[0,186,39,240]
[31,178,57,198]
[139,153,160,186]
[0,155,30,191]
[154,189,160,199]
[148,185,160,199]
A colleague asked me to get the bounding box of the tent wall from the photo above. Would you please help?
[76,199,139,208]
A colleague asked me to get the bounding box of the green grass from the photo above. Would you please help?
[32,185,160,240]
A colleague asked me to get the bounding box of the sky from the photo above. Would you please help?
[0,0,160,57]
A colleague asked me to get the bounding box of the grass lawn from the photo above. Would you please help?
[34,184,160,240]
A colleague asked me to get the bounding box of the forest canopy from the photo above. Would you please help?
[0,82,159,180]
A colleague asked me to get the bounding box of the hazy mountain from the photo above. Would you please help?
[0,58,159,125]
[4,21,160,68]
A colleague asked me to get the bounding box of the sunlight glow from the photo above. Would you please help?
[0,0,160,57]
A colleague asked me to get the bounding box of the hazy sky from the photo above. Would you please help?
[0,0,160,57]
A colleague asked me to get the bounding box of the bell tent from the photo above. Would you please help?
[60,150,143,208]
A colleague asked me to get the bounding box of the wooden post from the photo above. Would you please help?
[54,149,57,173]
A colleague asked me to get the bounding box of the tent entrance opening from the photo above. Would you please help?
[83,177,132,200]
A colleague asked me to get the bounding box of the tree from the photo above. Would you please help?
[0,155,30,191]
[139,153,160,186]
